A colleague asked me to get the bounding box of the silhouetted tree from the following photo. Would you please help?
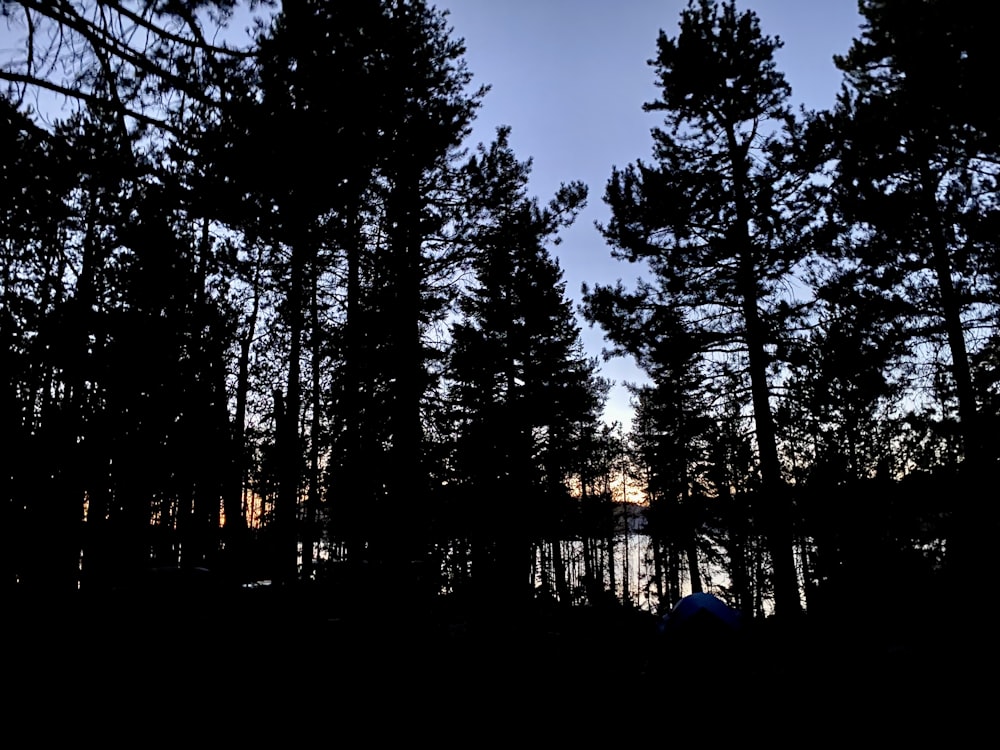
[827,0,1000,583]
[582,281,712,601]
[357,0,485,577]
[448,127,601,609]
[590,0,807,615]
[1,95,74,589]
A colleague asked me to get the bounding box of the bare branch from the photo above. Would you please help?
[0,68,182,136]
[3,1,257,135]
[96,0,253,59]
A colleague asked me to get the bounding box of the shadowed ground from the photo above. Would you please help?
[7,582,992,739]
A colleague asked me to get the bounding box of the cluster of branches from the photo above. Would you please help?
[584,0,1000,617]
[0,1,255,137]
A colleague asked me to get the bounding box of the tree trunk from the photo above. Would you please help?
[224,244,260,577]
[275,242,304,584]
[728,125,801,617]
[301,260,322,581]
[922,174,991,588]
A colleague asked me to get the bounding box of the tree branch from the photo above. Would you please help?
[0,68,183,136]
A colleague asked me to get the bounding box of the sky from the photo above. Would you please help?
[437,0,866,427]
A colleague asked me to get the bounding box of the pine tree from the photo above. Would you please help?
[829,0,1000,583]
[246,0,386,583]
[589,0,808,615]
[582,280,711,599]
[449,126,601,609]
[361,0,484,575]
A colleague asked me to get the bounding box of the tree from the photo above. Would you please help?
[828,0,1000,582]
[448,126,601,609]
[356,0,485,576]
[583,281,712,601]
[586,0,808,615]
[1,95,75,589]
[241,0,387,583]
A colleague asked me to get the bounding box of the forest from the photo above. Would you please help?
[2,0,998,647]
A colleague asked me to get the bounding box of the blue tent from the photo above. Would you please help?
[665,592,743,633]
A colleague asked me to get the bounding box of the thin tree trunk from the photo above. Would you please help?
[301,260,322,581]
[728,124,801,616]
[276,241,304,585]
[225,244,260,576]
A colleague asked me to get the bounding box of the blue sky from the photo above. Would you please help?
[441,0,865,426]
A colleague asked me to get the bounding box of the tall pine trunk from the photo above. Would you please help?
[729,124,801,617]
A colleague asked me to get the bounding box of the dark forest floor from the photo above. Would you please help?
[7,582,995,739]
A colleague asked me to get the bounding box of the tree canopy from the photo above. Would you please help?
[3,0,997,635]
